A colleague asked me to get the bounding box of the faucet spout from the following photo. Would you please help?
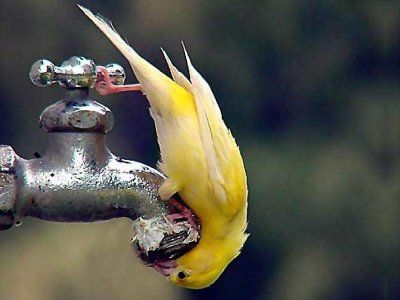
[16,132,168,223]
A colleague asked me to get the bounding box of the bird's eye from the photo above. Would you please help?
[177,271,187,280]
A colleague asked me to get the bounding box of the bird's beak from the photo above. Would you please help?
[153,260,177,276]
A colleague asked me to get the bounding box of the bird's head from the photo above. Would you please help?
[132,195,223,289]
[135,221,225,289]
[164,243,229,289]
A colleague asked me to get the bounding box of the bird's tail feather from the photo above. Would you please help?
[78,5,180,111]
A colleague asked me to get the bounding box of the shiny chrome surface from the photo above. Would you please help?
[39,97,114,133]
[29,56,126,89]
[29,59,56,87]
[16,132,167,222]
[103,63,126,86]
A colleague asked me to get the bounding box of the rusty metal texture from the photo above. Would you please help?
[0,145,17,230]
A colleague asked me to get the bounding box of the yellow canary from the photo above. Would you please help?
[80,6,248,289]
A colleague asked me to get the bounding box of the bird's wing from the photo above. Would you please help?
[161,49,192,93]
[160,48,248,216]
[183,49,247,216]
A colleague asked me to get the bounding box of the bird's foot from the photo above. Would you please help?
[167,197,199,230]
[95,66,142,96]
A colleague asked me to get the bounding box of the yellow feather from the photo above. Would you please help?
[80,6,248,289]
[161,48,192,93]
[183,46,247,216]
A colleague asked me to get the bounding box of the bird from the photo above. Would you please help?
[79,6,248,289]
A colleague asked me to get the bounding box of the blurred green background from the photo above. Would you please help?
[0,1,399,299]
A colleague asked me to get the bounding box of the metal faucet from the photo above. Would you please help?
[0,56,199,263]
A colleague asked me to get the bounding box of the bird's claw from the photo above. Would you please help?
[167,198,199,230]
[95,66,142,96]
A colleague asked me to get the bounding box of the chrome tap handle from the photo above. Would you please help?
[29,56,126,89]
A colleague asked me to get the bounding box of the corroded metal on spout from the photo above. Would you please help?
[16,133,167,222]
[0,56,199,262]
[0,145,17,230]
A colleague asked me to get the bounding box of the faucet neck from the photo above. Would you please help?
[44,132,112,168]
